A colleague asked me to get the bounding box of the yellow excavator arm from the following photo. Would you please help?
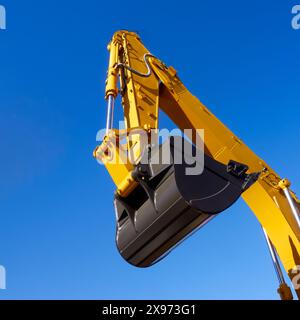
[94,31,300,299]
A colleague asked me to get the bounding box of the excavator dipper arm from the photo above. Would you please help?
[94,31,300,299]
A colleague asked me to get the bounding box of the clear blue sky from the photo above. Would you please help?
[0,0,299,300]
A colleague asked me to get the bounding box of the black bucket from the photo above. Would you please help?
[114,136,259,267]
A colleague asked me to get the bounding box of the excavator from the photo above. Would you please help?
[94,30,300,300]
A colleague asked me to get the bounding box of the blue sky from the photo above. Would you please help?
[0,0,299,299]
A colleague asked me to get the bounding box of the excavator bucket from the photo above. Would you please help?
[114,136,259,267]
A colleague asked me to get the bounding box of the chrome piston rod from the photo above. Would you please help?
[282,187,300,230]
[106,95,115,135]
[262,227,285,285]
[261,227,294,300]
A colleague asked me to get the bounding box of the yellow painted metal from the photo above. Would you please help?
[96,30,300,298]
[96,31,160,195]
[105,33,121,98]
[93,130,137,197]
[110,31,160,163]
